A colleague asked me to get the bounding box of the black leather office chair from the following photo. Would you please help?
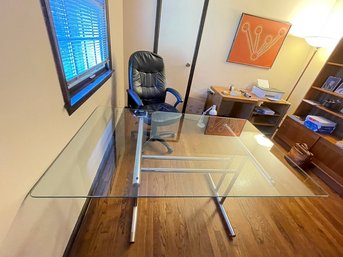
[127,51,183,153]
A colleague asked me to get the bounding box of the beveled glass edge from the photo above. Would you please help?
[28,106,121,199]
[29,194,328,199]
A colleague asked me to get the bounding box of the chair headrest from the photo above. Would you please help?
[129,51,164,73]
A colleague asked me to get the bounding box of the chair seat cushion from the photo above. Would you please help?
[143,103,181,125]
[142,103,177,113]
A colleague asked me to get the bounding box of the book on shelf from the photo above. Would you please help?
[303,99,320,105]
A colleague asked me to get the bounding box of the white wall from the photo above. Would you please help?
[109,1,125,108]
[286,0,343,113]
[123,0,157,94]
[190,0,337,101]
[1,108,115,257]
[122,0,342,113]
[0,0,124,256]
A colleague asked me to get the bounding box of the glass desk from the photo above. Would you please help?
[30,107,326,242]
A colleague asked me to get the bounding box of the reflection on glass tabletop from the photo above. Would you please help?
[30,107,327,198]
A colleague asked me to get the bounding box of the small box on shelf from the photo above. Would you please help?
[304,115,336,134]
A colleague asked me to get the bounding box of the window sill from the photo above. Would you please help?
[67,70,113,115]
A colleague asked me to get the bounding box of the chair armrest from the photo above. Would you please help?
[166,88,183,107]
[127,89,143,108]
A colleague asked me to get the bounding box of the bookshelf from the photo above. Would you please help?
[274,38,343,195]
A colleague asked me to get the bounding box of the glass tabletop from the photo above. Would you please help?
[30,107,327,198]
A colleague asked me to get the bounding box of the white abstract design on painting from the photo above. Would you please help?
[241,22,287,61]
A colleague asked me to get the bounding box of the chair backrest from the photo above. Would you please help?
[128,51,167,105]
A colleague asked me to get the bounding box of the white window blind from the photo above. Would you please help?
[49,0,109,87]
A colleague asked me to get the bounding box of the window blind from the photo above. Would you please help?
[49,0,109,87]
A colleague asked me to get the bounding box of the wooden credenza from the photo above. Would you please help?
[274,116,343,195]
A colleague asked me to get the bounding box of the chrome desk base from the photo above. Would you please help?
[130,117,240,242]
[206,173,236,237]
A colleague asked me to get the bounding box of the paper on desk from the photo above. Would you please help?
[257,79,270,89]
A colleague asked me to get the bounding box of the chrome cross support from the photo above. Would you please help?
[205,156,246,238]
[206,173,236,237]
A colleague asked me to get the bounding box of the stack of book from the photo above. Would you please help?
[254,106,275,115]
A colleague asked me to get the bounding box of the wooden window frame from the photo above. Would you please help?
[40,0,113,115]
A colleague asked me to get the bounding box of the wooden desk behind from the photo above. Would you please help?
[205,86,290,136]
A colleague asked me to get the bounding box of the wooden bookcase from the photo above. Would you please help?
[205,86,290,137]
[274,38,343,195]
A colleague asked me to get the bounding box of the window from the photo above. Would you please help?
[41,0,112,114]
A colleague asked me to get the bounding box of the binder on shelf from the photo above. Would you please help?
[254,106,275,115]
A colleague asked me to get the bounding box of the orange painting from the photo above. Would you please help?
[227,13,291,69]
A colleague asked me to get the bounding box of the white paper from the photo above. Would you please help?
[257,79,270,89]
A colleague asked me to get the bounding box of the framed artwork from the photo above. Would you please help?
[227,13,291,69]
[334,82,343,95]
[322,76,341,91]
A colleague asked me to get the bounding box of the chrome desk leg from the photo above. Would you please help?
[215,195,236,237]
[130,117,144,243]
[130,198,138,242]
[206,173,236,237]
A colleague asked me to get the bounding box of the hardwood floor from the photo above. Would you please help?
[66,196,343,256]
[65,115,343,257]
[66,173,343,256]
